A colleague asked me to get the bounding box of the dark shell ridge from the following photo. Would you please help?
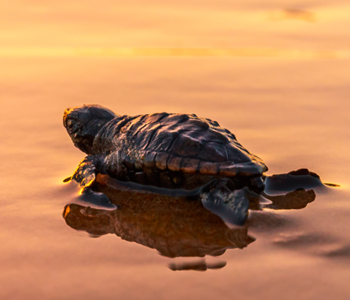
[97,113,267,177]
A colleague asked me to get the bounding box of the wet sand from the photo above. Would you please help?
[1,1,350,299]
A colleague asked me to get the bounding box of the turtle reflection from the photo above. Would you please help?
[63,171,324,269]
[63,191,255,258]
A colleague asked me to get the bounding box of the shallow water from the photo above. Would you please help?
[1,1,350,299]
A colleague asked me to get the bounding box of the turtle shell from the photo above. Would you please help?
[97,112,267,178]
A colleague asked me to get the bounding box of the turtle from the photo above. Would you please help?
[62,105,321,225]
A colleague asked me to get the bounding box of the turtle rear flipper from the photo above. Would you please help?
[262,189,315,210]
[264,169,326,195]
[200,184,251,226]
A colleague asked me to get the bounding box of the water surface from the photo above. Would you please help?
[1,1,350,299]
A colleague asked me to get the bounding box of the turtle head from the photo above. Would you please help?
[63,105,116,154]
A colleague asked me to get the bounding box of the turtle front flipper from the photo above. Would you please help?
[200,180,251,226]
[66,155,116,209]
[72,156,99,187]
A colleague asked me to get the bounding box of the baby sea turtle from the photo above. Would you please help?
[62,105,311,225]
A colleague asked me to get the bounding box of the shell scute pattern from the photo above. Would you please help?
[143,151,157,168]
[181,158,200,173]
[225,145,251,163]
[186,119,210,131]
[107,112,267,177]
[218,162,239,176]
[170,132,202,158]
[195,129,229,144]
[127,116,150,137]
[198,142,227,162]
[167,156,183,172]
[155,153,169,170]
[147,129,179,152]
[205,118,220,127]
[145,112,170,124]
[198,161,219,175]
[122,115,145,133]
[135,123,163,150]
[158,114,189,126]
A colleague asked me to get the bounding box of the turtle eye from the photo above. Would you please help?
[67,119,74,128]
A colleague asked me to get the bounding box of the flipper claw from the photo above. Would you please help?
[71,155,102,187]
[63,176,72,183]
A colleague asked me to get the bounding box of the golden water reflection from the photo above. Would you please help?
[1,0,349,295]
[62,173,321,269]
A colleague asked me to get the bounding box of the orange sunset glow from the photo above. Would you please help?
[1,1,350,300]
